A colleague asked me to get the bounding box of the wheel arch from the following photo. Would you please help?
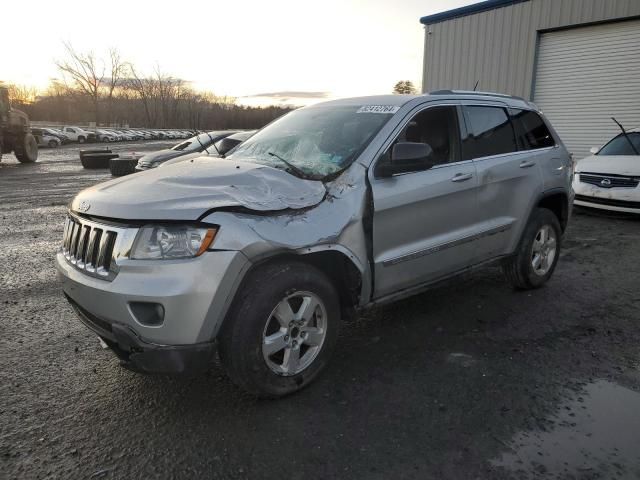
[215,248,364,339]
[536,189,570,233]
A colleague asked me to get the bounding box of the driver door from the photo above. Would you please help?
[369,104,481,298]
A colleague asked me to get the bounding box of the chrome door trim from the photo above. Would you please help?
[382,222,513,267]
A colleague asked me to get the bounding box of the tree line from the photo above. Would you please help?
[4,43,291,130]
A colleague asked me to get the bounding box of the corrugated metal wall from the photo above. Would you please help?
[533,20,640,159]
[422,0,640,98]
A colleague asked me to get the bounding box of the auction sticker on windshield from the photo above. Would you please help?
[356,105,400,114]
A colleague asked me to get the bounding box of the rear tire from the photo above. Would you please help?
[14,134,38,163]
[109,157,138,176]
[502,208,561,289]
[48,140,58,148]
[219,261,340,398]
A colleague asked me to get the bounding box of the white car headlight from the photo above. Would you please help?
[131,225,217,260]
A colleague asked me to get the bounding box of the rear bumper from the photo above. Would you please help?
[67,294,215,374]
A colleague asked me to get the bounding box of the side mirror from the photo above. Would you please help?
[589,146,599,155]
[378,142,435,177]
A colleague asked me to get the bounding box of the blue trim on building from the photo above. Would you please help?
[420,0,530,25]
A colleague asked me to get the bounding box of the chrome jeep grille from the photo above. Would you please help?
[579,173,639,189]
[61,215,122,280]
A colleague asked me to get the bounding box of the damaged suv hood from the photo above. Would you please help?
[71,158,326,220]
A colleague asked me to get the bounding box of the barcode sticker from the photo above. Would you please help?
[356,105,401,114]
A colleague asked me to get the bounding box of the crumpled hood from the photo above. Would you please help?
[576,155,640,176]
[71,158,327,220]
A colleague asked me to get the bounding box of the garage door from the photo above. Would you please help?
[533,20,640,159]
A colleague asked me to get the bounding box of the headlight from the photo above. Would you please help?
[130,225,217,260]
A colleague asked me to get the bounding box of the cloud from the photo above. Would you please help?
[243,91,331,99]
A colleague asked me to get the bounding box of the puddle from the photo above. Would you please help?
[492,380,640,479]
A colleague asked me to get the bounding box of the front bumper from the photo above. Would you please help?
[67,294,216,374]
[57,249,250,347]
[572,178,640,213]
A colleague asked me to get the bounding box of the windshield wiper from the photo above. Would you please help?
[193,130,211,155]
[267,152,313,180]
[611,117,639,155]
[203,131,222,157]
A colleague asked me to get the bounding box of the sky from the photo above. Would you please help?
[3,0,477,106]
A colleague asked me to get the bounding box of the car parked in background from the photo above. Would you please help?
[32,128,62,148]
[573,128,640,214]
[159,130,257,168]
[60,126,91,143]
[135,131,239,171]
[43,128,70,144]
[95,129,116,142]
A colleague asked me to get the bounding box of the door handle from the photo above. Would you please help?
[519,160,536,168]
[451,173,473,182]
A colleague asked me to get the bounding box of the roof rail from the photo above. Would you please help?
[429,89,526,102]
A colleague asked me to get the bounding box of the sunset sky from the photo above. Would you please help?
[3,0,477,106]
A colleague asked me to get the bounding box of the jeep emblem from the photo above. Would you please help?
[78,201,91,212]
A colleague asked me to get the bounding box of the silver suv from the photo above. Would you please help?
[56,92,574,397]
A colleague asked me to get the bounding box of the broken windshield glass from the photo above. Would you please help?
[226,105,396,179]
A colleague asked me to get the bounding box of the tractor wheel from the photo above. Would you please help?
[14,134,38,163]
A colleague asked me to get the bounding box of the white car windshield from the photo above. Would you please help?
[598,132,640,156]
[226,105,396,180]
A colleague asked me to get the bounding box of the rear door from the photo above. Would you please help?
[463,104,545,260]
[370,104,481,298]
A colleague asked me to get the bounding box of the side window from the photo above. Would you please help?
[381,106,460,168]
[511,109,555,150]
[461,106,517,160]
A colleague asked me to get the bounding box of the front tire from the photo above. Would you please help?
[77,136,86,144]
[502,208,561,289]
[219,261,340,398]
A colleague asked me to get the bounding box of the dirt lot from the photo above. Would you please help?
[1,145,640,479]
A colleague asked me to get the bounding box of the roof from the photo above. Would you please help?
[420,0,530,25]
[309,95,420,108]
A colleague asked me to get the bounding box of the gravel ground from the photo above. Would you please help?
[1,145,640,479]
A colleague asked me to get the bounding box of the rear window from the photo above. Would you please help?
[462,106,517,160]
[511,109,555,150]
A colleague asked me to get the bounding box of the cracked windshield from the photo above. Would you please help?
[227,105,394,179]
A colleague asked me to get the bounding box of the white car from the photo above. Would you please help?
[33,128,61,148]
[60,126,91,143]
[95,129,117,142]
[573,128,640,213]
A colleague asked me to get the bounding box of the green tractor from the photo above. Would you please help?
[0,86,38,163]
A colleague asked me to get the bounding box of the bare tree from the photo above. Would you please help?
[6,84,38,106]
[125,63,155,126]
[105,48,126,124]
[55,42,105,123]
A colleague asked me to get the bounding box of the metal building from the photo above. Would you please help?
[420,0,640,158]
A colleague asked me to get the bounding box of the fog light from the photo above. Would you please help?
[129,302,165,326]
